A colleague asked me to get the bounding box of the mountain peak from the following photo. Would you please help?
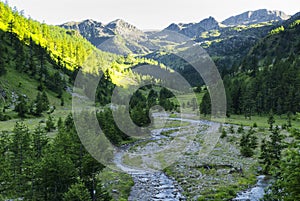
[198,16,219,30]
[222,9,290,26]
[105,19,144,37]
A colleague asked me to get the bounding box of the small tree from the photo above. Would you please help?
[41,91,50,111]
[35,92,43,116]
[268,110,275,131]
[45,115,55,132]
[200,91,211,116]
[240,127,258,157]
[237,124,244,133]
[259,126,285,174]
[14,95,28,118]
[221,128,227,138]
[63,180,91,201]
[32,124,48,158]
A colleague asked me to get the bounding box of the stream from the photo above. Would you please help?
[233,175,272,201]
[114,141,186,201]
[112,113,212,201]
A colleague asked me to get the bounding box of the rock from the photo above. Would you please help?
[222,9,290,26]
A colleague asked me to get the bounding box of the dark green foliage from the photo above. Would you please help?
[220,128,227,138]
[240,127,258,157]
[159,87,175,99]
[147,89,158,107]
[0,40,7,76]
[267,110,275,131]
[0,115,109,200]
[96,70,115,106]
[37,151,77,201]
[259,126,284,174]
[45,115,55,132]
[60,97,64,106]
[32,124,48,158]
[97,108,130,146]
[200,91,211,116]
[128,87,177,128]
[0,131,11,194]
[263,128,300,200]
[33,91,49,116]
[63,180,91,201]
[224,17,300,116]
[237,124,244,134]
[10,122,32,194]
[14,94,28,117]
[0,109,10,121]
[194,86,202,93]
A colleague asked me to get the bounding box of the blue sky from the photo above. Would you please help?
[5,0,300,30]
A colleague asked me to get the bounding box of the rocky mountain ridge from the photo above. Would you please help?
[222,9,290,26]
[60,9,291,55]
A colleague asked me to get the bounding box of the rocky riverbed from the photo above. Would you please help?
[113,113,265,200]
[113,112,221,201]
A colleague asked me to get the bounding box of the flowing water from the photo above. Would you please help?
[233,175,272,201]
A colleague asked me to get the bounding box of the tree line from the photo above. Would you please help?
[0,114,112,201]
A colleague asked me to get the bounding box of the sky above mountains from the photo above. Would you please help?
[5,0,300,30]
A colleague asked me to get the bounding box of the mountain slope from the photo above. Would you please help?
[0,2,116,72]
[222,9,290,26]
[222,13,300,116]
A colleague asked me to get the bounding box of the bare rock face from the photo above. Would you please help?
[61,19,151,55]
[222,9,290,26]
[165,16,220,38]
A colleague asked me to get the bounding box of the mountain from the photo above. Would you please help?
[222,9,290,26]
[146,11,279,85]
[0,1,168,107]
[164,16,221,38]
[222,12,300,115]
[61,19,155,55]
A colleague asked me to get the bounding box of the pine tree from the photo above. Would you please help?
[45,115,55,132]
[259,126,284,174]
[200,91,211,116]
[10,122,32,195]
[41,91,50,111]
[0,131,12,195]
[63,180,91,201]
[35,92,43,116]
[268,110,275,131]
[37,151,76,200]
[32,124,48,159]
[240,127,258,157]
[147,89,158,107]
[14,95,28,118]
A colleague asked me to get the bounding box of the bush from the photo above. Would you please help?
[221,128,227,138]
[237,125,244,133]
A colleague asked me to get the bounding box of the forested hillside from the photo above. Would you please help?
[214,14,300,117]
[0,2,116,72]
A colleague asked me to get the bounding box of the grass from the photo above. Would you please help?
[224,114,300,129]
[0,66,74,132]
[98,168,134,201]
[172,92,300,129]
